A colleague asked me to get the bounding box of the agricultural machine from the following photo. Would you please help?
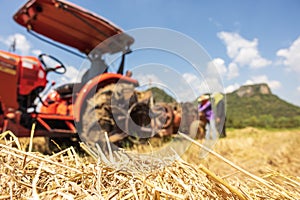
[0,0,197,148]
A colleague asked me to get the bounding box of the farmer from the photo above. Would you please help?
[198,93,217,140]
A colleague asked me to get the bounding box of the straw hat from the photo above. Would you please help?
[197,94,210,102]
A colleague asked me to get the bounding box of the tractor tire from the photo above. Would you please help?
[80,83,136,149]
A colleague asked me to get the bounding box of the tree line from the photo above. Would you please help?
[226,115,300,129]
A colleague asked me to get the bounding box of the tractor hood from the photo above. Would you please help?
[13,0,134,55]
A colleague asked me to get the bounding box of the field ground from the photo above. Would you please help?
[10,127,300,178]
[1,127,300,199]
[182,127,300,179]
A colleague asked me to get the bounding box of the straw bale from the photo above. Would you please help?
[0,130,299,199]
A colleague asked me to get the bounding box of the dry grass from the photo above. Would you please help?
[187,127,300,177]
[0,128,299,199]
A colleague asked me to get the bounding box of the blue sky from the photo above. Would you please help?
[1,1,300,106]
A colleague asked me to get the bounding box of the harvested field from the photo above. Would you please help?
[184,127,300,177]
[0,128,299,199]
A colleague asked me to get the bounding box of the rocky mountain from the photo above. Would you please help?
[226,83,300,128]
[236,83,271,97]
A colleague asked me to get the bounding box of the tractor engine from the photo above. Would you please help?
[0,50,47,114]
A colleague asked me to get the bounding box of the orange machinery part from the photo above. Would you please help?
[0,50,20,111]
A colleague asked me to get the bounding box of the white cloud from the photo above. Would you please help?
[227,62,239,79]
[297,86,300,93]
[182,73,201,85]
[276,36,300,74]
[210,58,227,74]
[225,83,240,93]
[182,72,206,94]
[205,77,225,93]
[0,33,42,56]
[3,33,31,55]
[217,32,271,68]
[207,58,239,80]
[183,72,225,95]
[245,75,281,90]
[134,73,162,87]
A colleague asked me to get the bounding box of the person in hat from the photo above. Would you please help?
[198,94,213,120]
[197,93,216,139]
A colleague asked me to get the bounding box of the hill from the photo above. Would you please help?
[147,87,176,103]
[226,83,300,128]
[143,84,299,128]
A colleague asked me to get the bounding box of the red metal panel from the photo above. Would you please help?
[0,50,20,111]
[19,56,47,95]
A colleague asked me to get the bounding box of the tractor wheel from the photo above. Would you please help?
[80,83,136,150]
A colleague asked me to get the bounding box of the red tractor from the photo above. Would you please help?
[0,0,184,149]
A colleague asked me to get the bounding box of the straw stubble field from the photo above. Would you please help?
[0,127,299,199]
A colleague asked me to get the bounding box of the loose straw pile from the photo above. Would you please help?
[0,129,299,199]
